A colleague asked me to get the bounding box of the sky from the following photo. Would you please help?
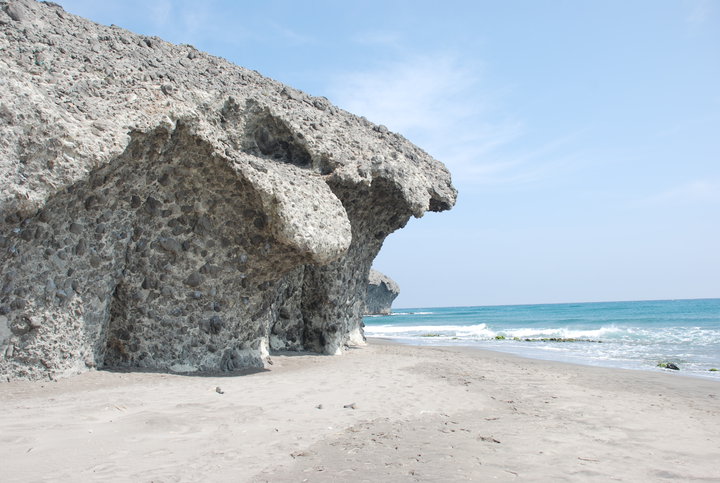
[56,0,720,308]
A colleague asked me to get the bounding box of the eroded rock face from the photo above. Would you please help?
[365,270,401,316]
[0,0,456,381]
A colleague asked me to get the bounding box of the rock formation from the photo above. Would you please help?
[365,270,400,315]
[0,0,456,381]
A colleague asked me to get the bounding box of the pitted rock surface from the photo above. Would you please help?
[365,270,401,316]
[0,0,456,381]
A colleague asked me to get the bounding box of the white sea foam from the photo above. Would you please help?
[503,326,623,339]
[389,311,435,316]
[364,323,494,338]
[366,323,627,341]
[363,300,720,379]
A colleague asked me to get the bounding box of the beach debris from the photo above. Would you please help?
[316,404,323,409]
[494,335,506,340]
[657,362,680,370]
[343,403,357,410]
[215,386,225,394]
[578,456,599,462]
[290,450,312,459]
[709,368,718,372]
[478,435,501,444]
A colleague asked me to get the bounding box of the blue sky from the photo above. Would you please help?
[57,0,720,307]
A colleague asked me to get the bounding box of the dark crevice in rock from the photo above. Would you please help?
[105,282,131,365]
[245,106,313,169]
[429,197,453,212]
[287,177,414,354]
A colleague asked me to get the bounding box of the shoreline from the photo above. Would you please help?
[364,300,720,381]
[369,336,720,382]
[2,340,719,481]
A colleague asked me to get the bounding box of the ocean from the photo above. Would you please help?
[363,298,720,380]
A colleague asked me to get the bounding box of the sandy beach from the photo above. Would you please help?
[1,339,719,482]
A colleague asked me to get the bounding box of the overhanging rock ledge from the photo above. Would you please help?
[0,0,457,381]
[365,270,401,316]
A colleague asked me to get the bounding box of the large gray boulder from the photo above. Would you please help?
[365,270,400,315]
[0,0,456,381]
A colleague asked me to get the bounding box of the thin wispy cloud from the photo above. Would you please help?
[640,180,720,206]
[328,54,480,131]
[148,0,172,28]
[462,135,588,186]
[147,0,222,44]
[352,31,405,50]
[178,4,214,37]
[325,53,577,187]
[686,0,713,25]
[268,22,315,45]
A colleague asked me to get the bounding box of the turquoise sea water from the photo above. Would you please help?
[363,298,720,380]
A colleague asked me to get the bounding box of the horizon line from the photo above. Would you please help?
[392,296,720,311]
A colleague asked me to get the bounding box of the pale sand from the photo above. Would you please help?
[1,340,719,482]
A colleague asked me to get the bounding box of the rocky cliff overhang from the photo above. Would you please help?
[365,269,400,315]
[0,0,456,381]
